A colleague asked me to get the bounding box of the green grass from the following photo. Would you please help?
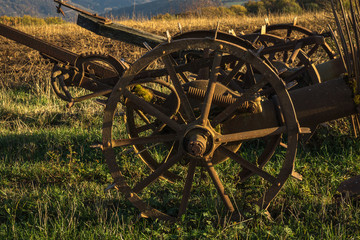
[0,38,359,236]
[1,85,360,239]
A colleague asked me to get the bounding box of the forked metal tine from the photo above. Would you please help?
[331,0,352,74]
[264,17,270,26]
[178,22,183,34]
[328,25,347,71]
[339,0,357,81]
[293,16,298,26]
[214,21,220,40]
[166,30,171,43]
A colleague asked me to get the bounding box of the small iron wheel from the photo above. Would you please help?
[252,23,335,63]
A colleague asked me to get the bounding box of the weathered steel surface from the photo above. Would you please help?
[0,22,78,64]
[77,14,166,48]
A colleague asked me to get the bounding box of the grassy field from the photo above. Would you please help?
[1,12,360,239]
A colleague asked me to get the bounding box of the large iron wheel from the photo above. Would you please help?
[102,38,299,221]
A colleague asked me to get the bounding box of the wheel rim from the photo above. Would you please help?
[102,38,299,221]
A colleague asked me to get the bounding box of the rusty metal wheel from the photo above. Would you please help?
[240,33,322,87]
[173,30,284,170]
[253,23,335,63]
[102,38,299,221]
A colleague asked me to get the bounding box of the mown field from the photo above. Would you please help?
[1,12,360,239]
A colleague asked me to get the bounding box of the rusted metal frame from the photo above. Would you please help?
[258,36,325,56]
[123,89,182,132]
[218,146,277,184]
[0,22,78,65]
[133,54,236,81]
[102,39,300,220]
[204,160,235,212]
[54,0,111,24]
[162,55,196,122]
[0,23,119,79]
[211,80,268,126]
[77,14,166,49]
[199,51,223,124]
[111,134,177,148]
[219,126,286,144]
[178,161,197,218]
[132,153,183,194]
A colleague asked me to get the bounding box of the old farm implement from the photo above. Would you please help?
[1,0,360,221]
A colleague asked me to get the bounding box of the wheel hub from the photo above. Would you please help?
[183,126,214,158]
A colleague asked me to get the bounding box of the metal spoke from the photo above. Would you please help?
[238,135,281,183]
[205,160,234,212]
[219,126,286,144]
[123,89,182,132]
[134,108,153,126]
[177,161,197,218]
[218,146,277,184]
[168,55,190,83]
[134,123,155,134]
[244,63,257,88]
[307,44,320,58]
[199,51,223,124]
[163,55,196,122]
[283,29,292,62]
[133,152,183,193]
[222,60,245,86]
[112,134,177,148]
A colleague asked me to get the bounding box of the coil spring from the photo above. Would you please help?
[187,86,256,112]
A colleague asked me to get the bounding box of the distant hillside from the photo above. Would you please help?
[106,0,250,19]
[0,0,153,18]
[106,0,188,18]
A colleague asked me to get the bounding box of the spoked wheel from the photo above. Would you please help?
[241,33,322,87]
[253,23,335,63]
[102,38,300,221]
